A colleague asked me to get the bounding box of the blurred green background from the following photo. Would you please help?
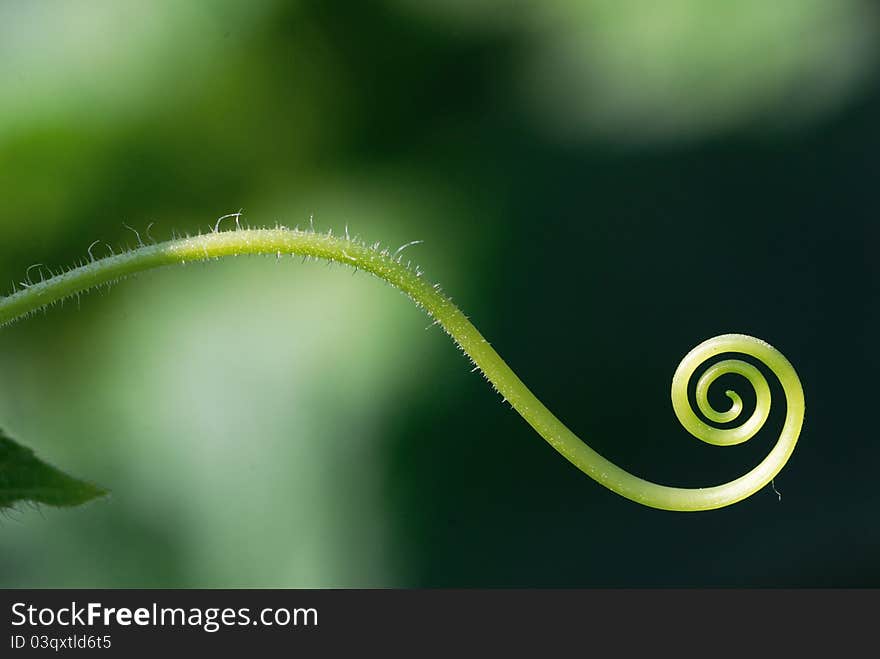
[0,0,877,587]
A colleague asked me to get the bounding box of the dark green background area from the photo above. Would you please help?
[0,1,876,587]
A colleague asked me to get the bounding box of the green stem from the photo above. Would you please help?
[0,226,805,511]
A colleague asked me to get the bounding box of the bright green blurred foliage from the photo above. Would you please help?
[399,0,879,142]
[0,0,488,587]
[0,1,876,586]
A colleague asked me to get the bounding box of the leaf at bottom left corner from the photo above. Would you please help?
[0,429,108,510]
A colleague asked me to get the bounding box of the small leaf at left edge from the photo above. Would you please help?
[0,428,108,510]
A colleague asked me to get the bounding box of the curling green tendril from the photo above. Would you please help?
[0,225,805,511]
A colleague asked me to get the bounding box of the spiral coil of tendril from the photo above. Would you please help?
[515,332,805,511]
[661,333,805,510]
